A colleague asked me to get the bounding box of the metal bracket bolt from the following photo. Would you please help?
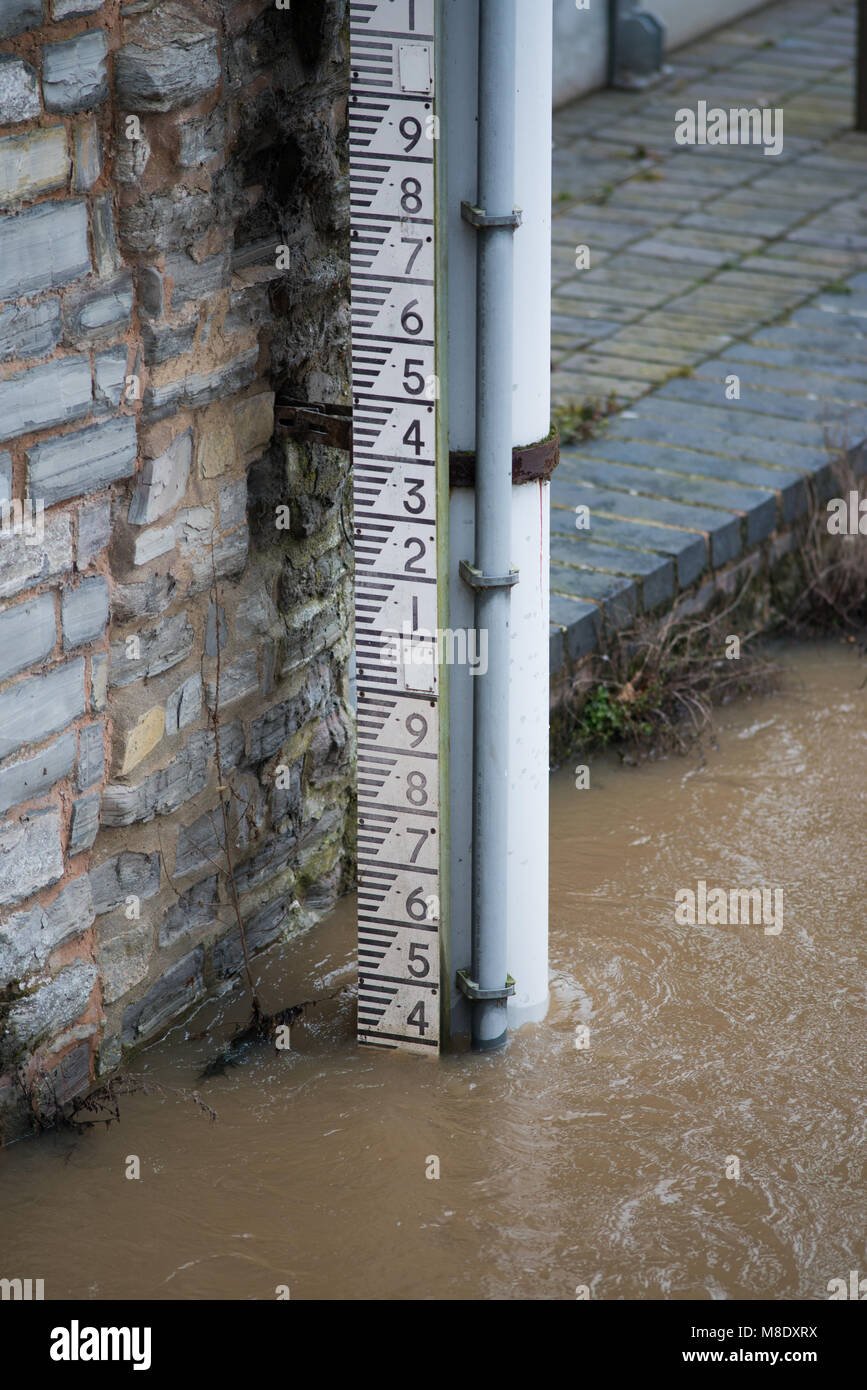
[459,560,519,591]
[460,200,522,230]
[456,969,516,1003]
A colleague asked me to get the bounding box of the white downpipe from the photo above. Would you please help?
[444,0,552,1042]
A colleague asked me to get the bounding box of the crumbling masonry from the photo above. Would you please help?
[0,0,353,1135]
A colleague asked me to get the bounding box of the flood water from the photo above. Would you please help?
[1,640,864,1301]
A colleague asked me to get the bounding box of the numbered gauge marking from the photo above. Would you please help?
[351,0,441,1053]
[350,97,436,161]
[351,215,435,282]
[353,399,436,462]
[353,459,436,523]
[350,161,434,221]
[352,340,436,403]
[358,980,438,1054]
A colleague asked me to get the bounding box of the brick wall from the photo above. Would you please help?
[0,0,353,1136]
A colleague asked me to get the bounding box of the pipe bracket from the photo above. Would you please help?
[460,200,522,230]
[459,560,519,591]
[456,969,516,1003]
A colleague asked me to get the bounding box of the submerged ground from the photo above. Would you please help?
[1,640,863,1300]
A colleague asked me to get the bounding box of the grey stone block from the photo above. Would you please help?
[69,793,100,853]
[0,297,62,363]
[52,0,103,15]
[40,1039,91,1107]
[0,730,75,816]
[141,320,196,365]
[96,912,151,1004]
[42,30,108,112]
[77,498,112,567]
[128,430,191,524]
[0,0,43,41]
[28,416,137,506]
[98,1031,121,1075]
[205,652,257,710]
[280,601,344,679]
[121,946,204,1045]
[158,874,217,947]
[112,573,175,621]
[0,354,91,444]
[143,348,258,420]
[0,199,90,302]
[176,504,214,550]
[118,187,214,256]
[212,897,288,981]
[0,126,69,208]
[115,3,220,112]
[0,807,64,907]
[219,478,246,530]
[304,709,350,787]
[72,114,102,191]
[5,960,97,1057]
[108,611,193,688]
[90,850,160,916]
[0,658,85,762]
[194,526,248,594]
[233,822,297,897]
[235,589,278,641]
[91,652,107,712]
[303,864,341,915]
[165,672,201,733]
[115,124,151,184]
[64,272,134,343]
[0,451,10,503]
[0,55,41,124]
[204,602,225,657]
[177,107,227,167]
[76,721,104,790]
[249,670,327,763]
[133,523,175,566]
[0,510,72,601]
[0,592,56,681]
[3,967,94,1061]
[165,249,231,308]
[0,874,94,979]
[269,761,301,828]
[91,193,121,277]
[174,806,221,878]
[94,347,128,412]
[137,266,164,319]
[101,720,244,827]
[224,279,270,336]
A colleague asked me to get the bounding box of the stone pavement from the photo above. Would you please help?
[548,0,867,674]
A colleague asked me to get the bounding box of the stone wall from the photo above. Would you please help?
[0,0,353,1136]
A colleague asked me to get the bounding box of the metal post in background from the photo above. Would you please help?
[857,1,867,131]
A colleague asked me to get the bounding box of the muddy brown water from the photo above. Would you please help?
[1,641,864,1301]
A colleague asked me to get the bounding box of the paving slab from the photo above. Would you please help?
[548,0,867,672]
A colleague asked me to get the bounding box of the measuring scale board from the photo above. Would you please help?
[350,0,444,1053]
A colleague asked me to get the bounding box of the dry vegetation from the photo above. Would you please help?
[563,574,781,760]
